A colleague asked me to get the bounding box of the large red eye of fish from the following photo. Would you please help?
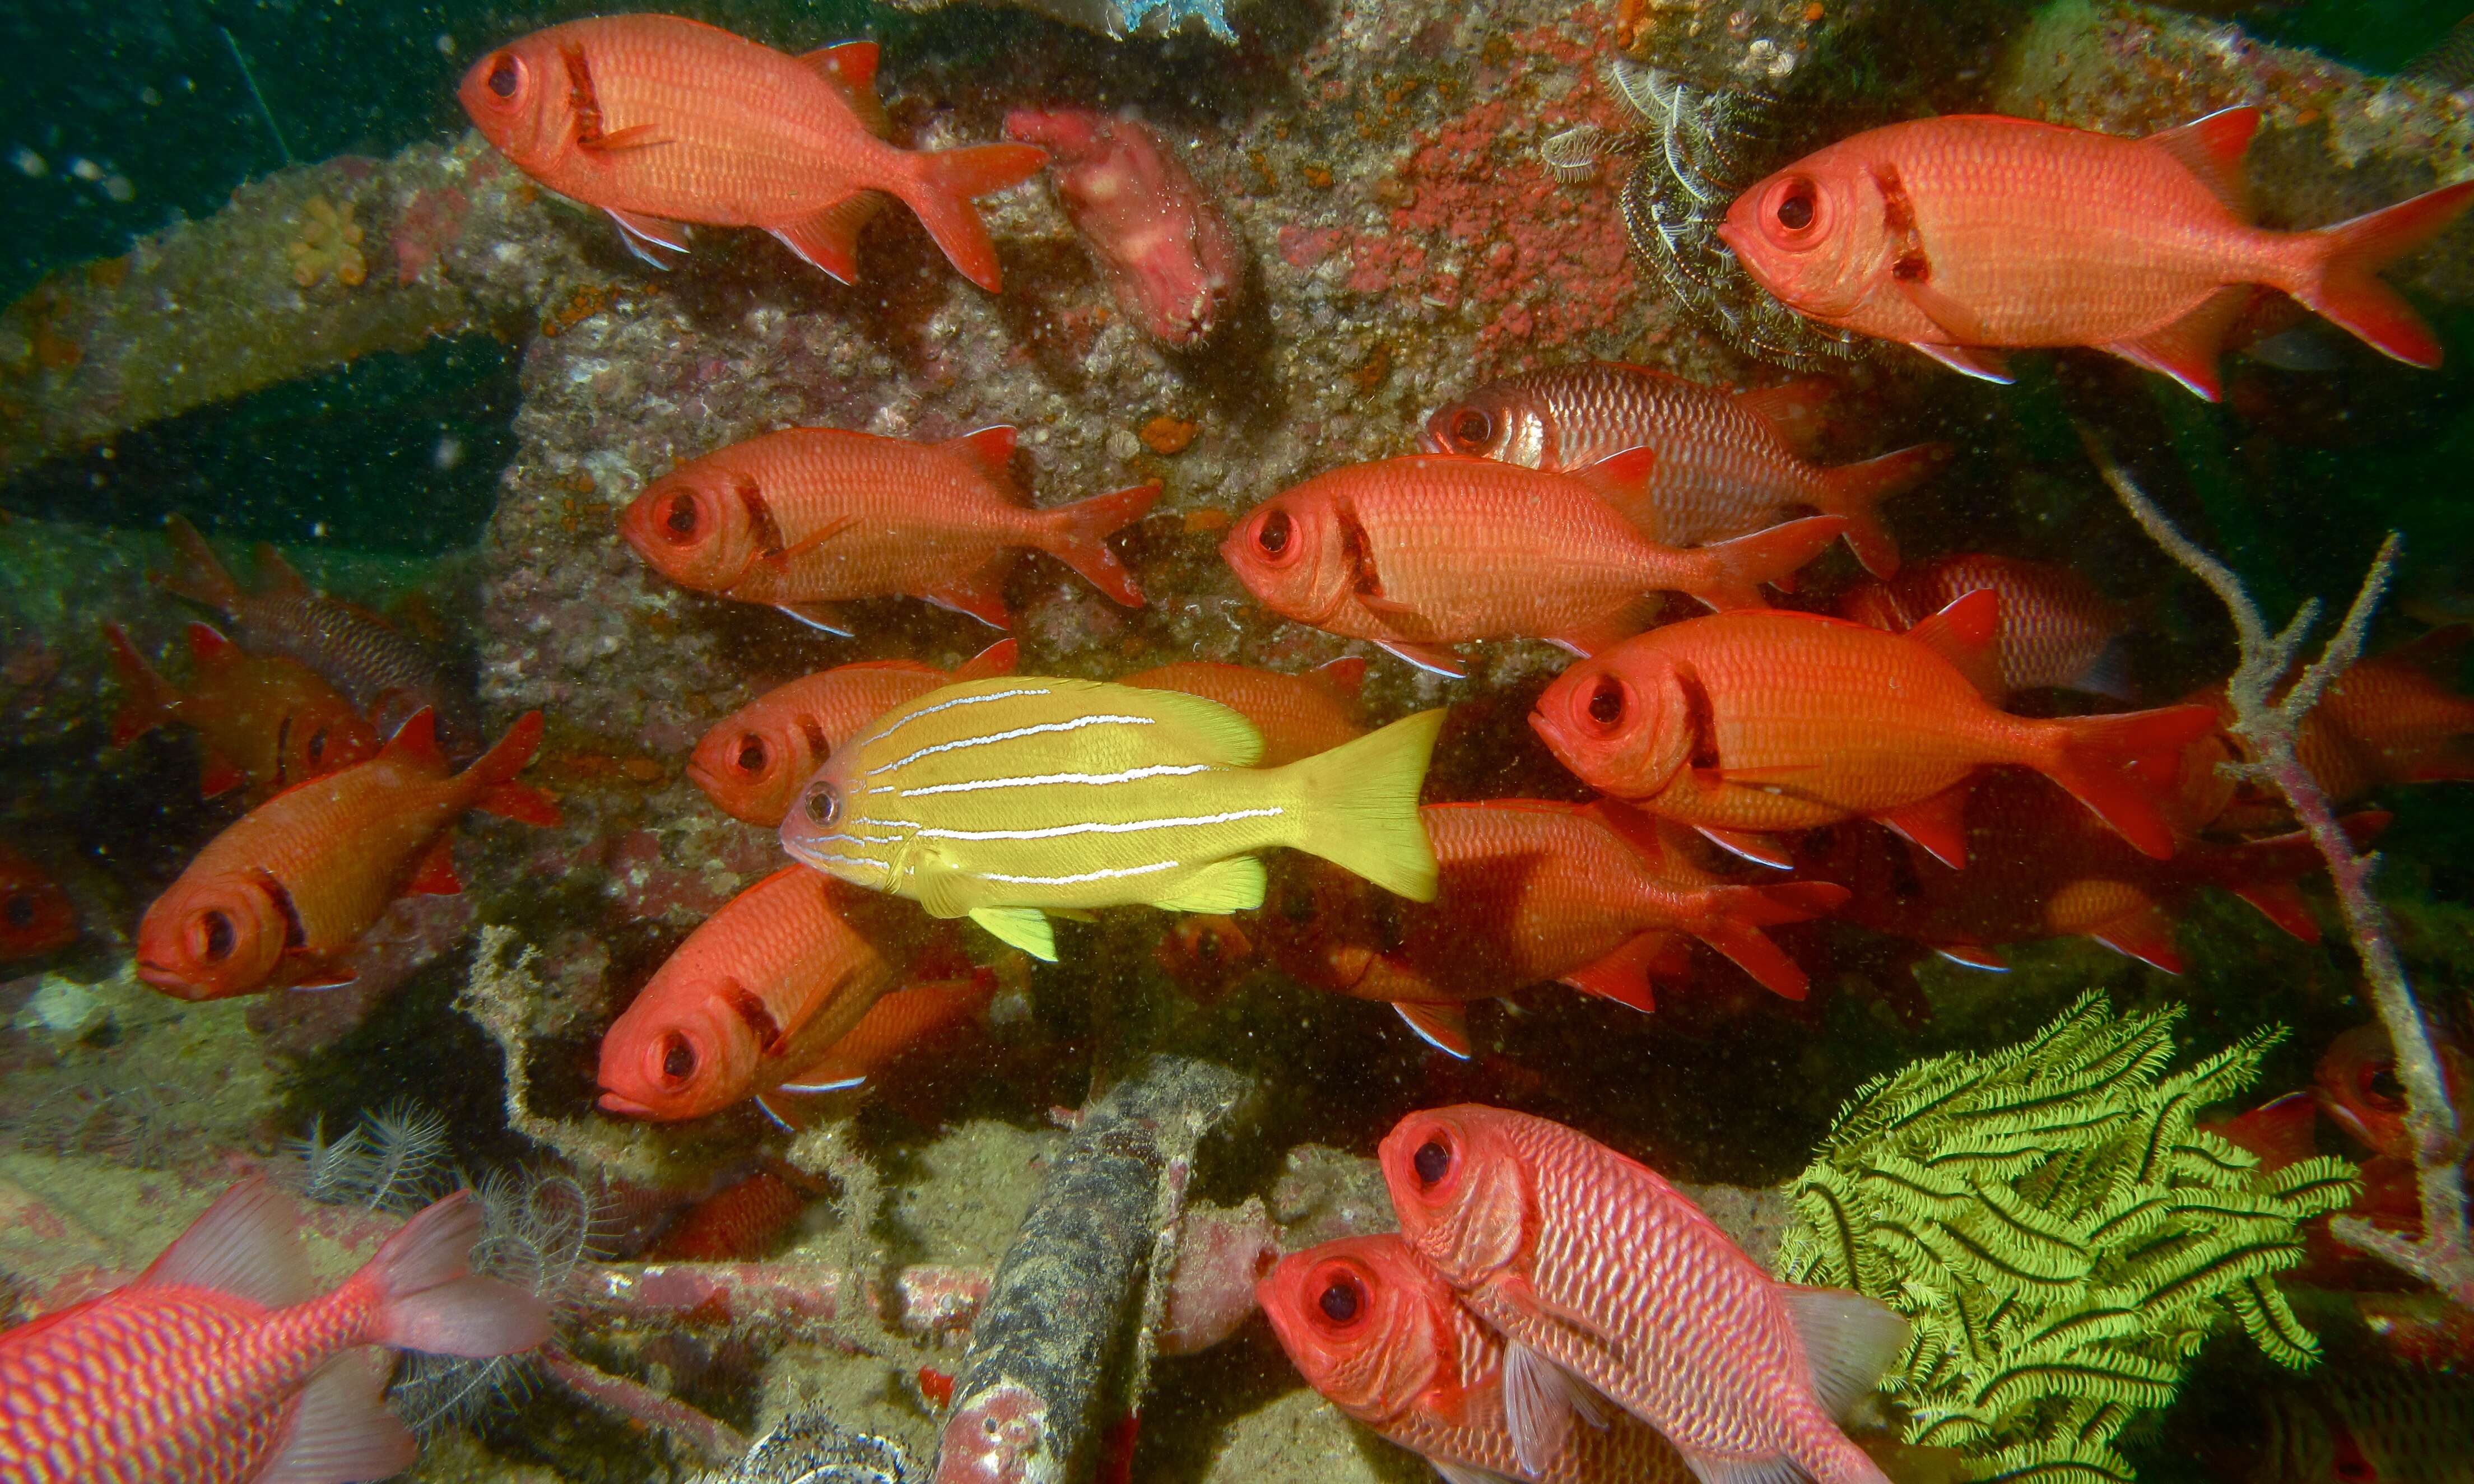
[3,894,32,930]
[1315,1269,1367,1328]
[486,54,522,100]
[659,1032,697,1085]
[1256,508,1294,559]
[804,785,841,827]
[2359,1060,2406,1111]
[1411,1135,1453,1189]
[1766,176,1823,242]
[661,491,701,542]
[734,733,768,775]
[306,726,330,764]
[1583,673,1629,733]
[1447,407,1492,450]
[197,909,235,963]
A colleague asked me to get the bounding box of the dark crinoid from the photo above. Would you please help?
[1551,58,1873,373]
[704,1413,914,1484]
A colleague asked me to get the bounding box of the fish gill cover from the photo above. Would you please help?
[1778,993,2361,1483]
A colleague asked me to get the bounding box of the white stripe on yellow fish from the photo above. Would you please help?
[778,676,1444,961]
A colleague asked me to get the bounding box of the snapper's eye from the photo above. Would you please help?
[2366,1065,2406,1109]
[487,56,519,99]
[1771,176,1819,234]
[735,734,768,774]
[804,786,841,827]
[660,1032,696,1084]
[1257,509,1292,557]
[200,910,235,962]
[1449,408,1492,449]
[1412,1137,1451,1188]
[1317,1274,1365,1324]
[3,893,31,929]
[662,492,700,539]
[1586,674,1627,729]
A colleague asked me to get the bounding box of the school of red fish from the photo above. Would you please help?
[7,9,2474,1482]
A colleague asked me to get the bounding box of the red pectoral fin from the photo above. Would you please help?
[582,124,669,152]
[762,515,859,567]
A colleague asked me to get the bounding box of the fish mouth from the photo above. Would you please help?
[682,760,723,798]
[597,1091,661,1118]
[136,959,194,992]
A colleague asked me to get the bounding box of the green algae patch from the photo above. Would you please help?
[1778,993,2359,1483]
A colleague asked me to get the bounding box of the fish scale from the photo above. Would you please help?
[1382,1106,1893,1483]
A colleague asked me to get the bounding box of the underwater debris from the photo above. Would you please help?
[286,194,366,289]
[932,1054,1251,1484]
[1555,59,1873,374]
[698,1412,915,1484]
[881,0,1234,43]
[1777,993,2360,1481]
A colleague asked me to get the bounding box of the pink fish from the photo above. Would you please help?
[1380,1104,1907,1482]
[1005,108,1244,346]
[0,1178,550,1483]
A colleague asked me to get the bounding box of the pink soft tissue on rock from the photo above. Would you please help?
[1006,108,1244,347]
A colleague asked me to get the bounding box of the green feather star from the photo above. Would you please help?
[1776,993,2359,1482]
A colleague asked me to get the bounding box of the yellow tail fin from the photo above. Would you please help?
[1279,709,1445,900]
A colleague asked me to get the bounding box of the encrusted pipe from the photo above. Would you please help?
[931,1054,1252,1484]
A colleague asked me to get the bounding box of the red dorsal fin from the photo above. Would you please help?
[940,425,1020,490]
[1731,379,1835,457]
[185,622,240,669]
[380,708,446,771]
[1877,784,1974,871]
[252,543,311,598]
[2146,105,2258,220]
[1392,1001,1473,1059]
[139,1177,315,1306]
[799,42,891,137]
[954,638,1021,681]
[404,836,463,897]
[1906,587,2004,699]
[1313,654,1369,701]
[101,621,178,744]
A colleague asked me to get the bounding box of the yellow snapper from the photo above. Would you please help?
[778,676,1444,960]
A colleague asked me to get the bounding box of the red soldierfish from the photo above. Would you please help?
[689,639,1019,826]
[1380,1104,1908,1483]
[135,710,558,999]
[1257,1234,1691,1484]
[458,16,1045,290]
[2314,1022,2474,1162]
[596,864,953,1123]
[1836,553,2132,700]
[1530,592,2218,869]
[1799,766,2380,974]
[105,621,381,799]
[0,844,75,960]
[155,515,480,761]
[1005,108,1244,346]
[1122,657,1368,766]
[1719,106,2474,399]
[1420,362,1946,576]
[1248,801,1845,1057]
[618,426,1159,634]
[0,1179,550,1484]
[1221,453,1846,677]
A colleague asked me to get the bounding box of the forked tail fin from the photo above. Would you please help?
[1282,709,1446,902]
[904,142,1049,292]
[101,622,178,744]
[1038,481,1161,606]
[1817,444,1950,578]
[2292,180,2474,367]
[153,513,243,612]
[2036,704,2222,859]
[356,1190,552,1358]
[459,710,560,825]
[1680,515,1847,611]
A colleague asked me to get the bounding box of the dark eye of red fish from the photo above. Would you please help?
[1317,1275,1364,1324]
[736,735,767,774]
[1258,509,1292,556]
[661,1032,696,1083]
[488,58,519,99]
[1587,675,1626,729]
[1449,408,1492,448]
[1413,1138,1450,1187]
[663,493,700,538]
[306,727,329,762]
[201,910,235,962]
[2365,1064,2406,1109]
[3,894,31,929]
[1775,182,1816,232]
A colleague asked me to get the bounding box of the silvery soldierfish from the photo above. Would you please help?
[779,676,1445,961]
